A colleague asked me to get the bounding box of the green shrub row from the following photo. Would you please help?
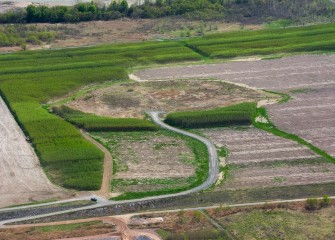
[165,102,257,128]
[52,105,158,131]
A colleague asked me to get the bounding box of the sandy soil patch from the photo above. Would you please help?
[0,97,69,208]
[135,54,335,157]
[68,80,265,118]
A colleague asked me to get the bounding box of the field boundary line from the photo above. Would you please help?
[81,131,112,198]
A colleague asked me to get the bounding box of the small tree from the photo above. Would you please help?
[321,195,331,207]
[305,198,318,211]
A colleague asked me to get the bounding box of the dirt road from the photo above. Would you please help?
[81,131,112,198]
[0,97,66,208]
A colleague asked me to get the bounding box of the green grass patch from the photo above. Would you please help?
[165,102,257,128]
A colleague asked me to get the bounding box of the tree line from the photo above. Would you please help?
[0,0,334,23]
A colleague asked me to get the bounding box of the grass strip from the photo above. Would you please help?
[253,107,335,163]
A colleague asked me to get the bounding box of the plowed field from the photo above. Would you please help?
[135,54,335,158]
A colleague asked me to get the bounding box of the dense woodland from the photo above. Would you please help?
[0,0,334,24]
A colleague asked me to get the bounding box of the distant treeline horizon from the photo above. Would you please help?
[0,0,334,24]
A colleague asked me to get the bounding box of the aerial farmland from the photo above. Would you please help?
[0,1,335,238]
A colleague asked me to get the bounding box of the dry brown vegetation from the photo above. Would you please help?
[0,19,262,52]
[0,221,117,240]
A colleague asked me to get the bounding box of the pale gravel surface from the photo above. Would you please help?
[135,54,335,157]
[0,97,66,208]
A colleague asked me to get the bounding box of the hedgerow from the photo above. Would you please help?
[165,102,257,128]
[52,105,158,131]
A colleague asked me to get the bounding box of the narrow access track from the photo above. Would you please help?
[81,131,112,198]
[0,111,219,225]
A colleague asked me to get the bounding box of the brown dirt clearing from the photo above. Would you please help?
[68,80,267,118]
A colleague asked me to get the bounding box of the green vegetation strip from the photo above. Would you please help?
[165,102,257,128]
[253,107,335,164]
[52,105,158,131]
[187,23,335,58]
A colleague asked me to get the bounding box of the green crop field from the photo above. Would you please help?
[186,23,335,58]
[165,102,257,128]
[0,41,200,190]
[0,23,334,191]
[52,105,158,131]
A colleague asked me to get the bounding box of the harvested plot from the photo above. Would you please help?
[203,127,335,191]
[0,97,66,208]
[90,131,207,199]
[68,80,265,118]
[135,54,335,158]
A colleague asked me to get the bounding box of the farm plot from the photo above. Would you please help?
[0,97,67,208]
[202,127,335,191]
[68,80,266,118]
[90,131,202,199]
[135,54,335,158]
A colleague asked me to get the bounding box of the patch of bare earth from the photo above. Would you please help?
[129,211,214,234]
[135,54,335,158]
[0,97,70,208]
[68,80,266,118]
[203,127,335,191]
[91,131,196,194]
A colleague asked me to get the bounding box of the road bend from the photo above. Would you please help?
[0,111,219,225]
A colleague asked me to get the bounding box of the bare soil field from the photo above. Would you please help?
[90,131,196,195]
[0,97,69,208]
[135,54,335,158]
[203,127,335,191]
[69,80,266,118]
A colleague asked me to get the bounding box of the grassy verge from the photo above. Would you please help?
[253,107,335,164]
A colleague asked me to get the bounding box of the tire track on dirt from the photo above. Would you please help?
[81,131,112,198]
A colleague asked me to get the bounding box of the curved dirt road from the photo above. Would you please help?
[81,131,112,198]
